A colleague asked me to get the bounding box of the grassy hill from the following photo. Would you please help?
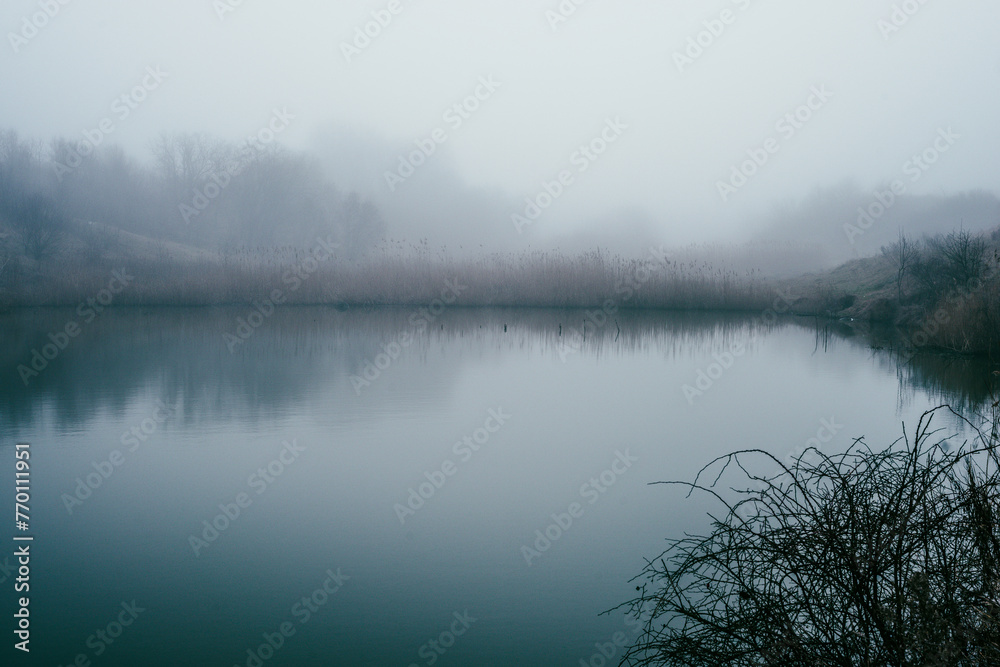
[782,227,1000,356]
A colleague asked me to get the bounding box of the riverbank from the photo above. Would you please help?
[2,219,997,356]
[781,227,1000,357]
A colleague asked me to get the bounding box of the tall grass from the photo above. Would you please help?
[0,242,777,313]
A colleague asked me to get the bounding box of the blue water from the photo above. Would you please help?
[0,307,983,666]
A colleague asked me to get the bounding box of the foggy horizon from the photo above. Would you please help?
[4,3,1000,666]
[3,0,998,258]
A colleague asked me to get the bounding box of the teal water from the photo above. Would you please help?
[0,307,988,666]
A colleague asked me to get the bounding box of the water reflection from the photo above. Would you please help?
[0,306,788,432]
[0,306,992,666]
[1,307,994,435]
[808,317,998,412]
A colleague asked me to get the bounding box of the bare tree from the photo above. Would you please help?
[882,229,918,302]
[932,229,989,287]
[15,194,64,262]
[151,133,233,201]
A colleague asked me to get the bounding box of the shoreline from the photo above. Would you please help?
[3,300,995,360]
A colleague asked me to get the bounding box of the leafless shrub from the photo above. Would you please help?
[882,229,918,302]
[934,230,990,288]
[912,231,990,301]
[614,405,1000,666]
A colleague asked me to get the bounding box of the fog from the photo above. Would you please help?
[2,0,999,260]
[5,5,1000,665]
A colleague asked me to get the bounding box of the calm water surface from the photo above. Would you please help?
[0,307,990,666]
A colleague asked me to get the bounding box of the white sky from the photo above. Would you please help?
[2,0,998,247]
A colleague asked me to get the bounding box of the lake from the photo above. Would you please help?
[0,306,990,666]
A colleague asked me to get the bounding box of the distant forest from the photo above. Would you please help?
[0,128,385,259]
[0,128,998,358]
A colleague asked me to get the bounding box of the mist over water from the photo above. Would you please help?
[2,2,999,665]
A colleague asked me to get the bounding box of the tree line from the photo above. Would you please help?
[0,128,384,269]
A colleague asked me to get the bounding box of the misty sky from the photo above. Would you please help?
[2,0,998,249]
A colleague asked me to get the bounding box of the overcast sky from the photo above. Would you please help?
[2,0,998,249]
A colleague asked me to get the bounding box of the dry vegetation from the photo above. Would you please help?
[785,228,1000,357]
[0,238,776,313]
[1,127,997,355]
[0,128,775,313]
[616,405,1000,666]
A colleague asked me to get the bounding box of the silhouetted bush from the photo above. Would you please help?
[616,406,1000,666]
[886,229,999,355]
[910,230,991,303]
